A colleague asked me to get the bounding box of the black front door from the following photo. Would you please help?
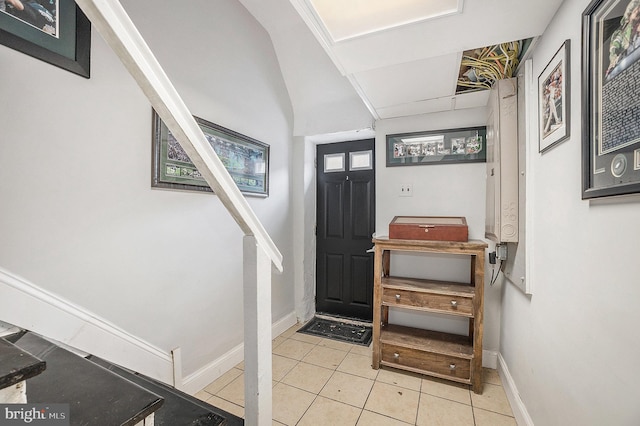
[316,139,375,320]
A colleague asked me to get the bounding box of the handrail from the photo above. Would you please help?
[75,0,283,272]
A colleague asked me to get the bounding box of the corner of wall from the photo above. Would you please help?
[498,353,534,426]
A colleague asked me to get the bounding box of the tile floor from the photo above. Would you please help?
[194,324,516,425]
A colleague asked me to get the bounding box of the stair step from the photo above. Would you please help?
[11,332,164,425]
[88,356,242,426]
[0,337,46,390]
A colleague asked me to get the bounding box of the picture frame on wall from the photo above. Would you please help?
[539,39,570,153]
[151,110,270,197]
[0,0,91,78]
[582,0,640,199]
[386,126,487,167]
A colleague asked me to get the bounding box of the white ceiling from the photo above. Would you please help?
[307,0,462,42]
[240,0,565,128]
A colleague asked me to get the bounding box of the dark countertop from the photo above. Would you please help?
[0,337,46,390]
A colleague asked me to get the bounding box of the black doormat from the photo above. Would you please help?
[297,317,372,346]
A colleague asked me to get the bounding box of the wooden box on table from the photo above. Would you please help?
[388,216,468,242]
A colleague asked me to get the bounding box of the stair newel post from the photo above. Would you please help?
[243,235,273,425]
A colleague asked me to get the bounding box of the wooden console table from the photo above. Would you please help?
[371,237,487,393]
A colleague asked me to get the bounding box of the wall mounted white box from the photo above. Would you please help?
[486,78,519,243]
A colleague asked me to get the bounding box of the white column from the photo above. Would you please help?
[243,236,272,425]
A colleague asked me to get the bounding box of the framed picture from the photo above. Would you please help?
[539,40,570,153]
[582,0,640,199]
[0,0,90,78]
[152,110,270,197]
[386,126,486,167]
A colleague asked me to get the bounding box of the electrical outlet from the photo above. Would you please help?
[496,244,508,260]
[399,183,413,197]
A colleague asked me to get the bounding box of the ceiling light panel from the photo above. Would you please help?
[308,0,463,42]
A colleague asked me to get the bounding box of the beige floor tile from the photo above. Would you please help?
[280,324,301,338]
[272,354,298,381]
[272,335,287,349]
[349,343,373,357]
[203,368,243,395]
[205,395,244,418]
[364,381,420,424]
[470,382,513,416]
[272,338,315,361]
[318,338,355,352]
[482,367,502,386]
[301,345,348,369]
[376,367,422,391]
[337,352,379,380]
[194,389,211,402]
[272,421,286,426]
[421,376,471,405]
[272,382,316,425]
[216,374,245,407]
[357,410,412,425]
[473,407,517,426]
[416,394,474,426]
[319,371,374,408]
[289,332,323,344]
[281,361,333,394]
[297,396,361,426]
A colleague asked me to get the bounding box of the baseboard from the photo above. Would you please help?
[181,311,297,395]
[498,353,534,426]
[271,311,298,338]
[181,342,244,396]
[0,267,174,384]
[482,349,498,369]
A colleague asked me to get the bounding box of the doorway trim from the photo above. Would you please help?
[292,129,375,325]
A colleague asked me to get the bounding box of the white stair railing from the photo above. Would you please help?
[74,1,282,424]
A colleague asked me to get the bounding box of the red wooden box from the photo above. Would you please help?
[388,216,468,242]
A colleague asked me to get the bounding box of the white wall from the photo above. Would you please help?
[374,109,503,357]
[500,0,640,424]
[237,0,374,138]
[0,0,295,377]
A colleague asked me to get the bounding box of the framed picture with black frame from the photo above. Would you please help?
[582,0,640,199]
[0,0,90,78]
[386,126,487,167]
[539,39,570,153]
[152,110,270,197]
